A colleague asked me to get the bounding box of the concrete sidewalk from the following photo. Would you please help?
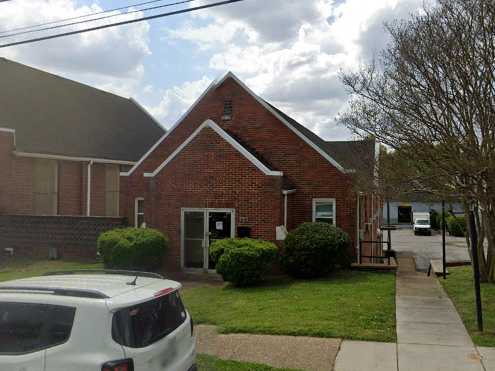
[335,257,489,371]
[196,325,341,371]
[395,257,484,371]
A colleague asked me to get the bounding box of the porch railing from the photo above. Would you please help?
[358,239,392,265]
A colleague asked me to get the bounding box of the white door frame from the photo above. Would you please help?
[180,208,236,272]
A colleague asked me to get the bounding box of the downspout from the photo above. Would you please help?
[86,160,93,216]
[282,189,296,229]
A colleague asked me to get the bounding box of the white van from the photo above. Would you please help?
[0,270,196,371]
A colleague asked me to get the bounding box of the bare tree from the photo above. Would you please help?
[339,0,495,281]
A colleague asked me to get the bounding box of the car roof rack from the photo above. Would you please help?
[0,286,109,299]
[42,269,164,279]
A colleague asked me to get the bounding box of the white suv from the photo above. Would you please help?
[0,270,196,371]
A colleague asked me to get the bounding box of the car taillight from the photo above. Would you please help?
[102,359,134,371]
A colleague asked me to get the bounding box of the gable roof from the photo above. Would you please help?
[265,102,376,172]
[0,58,165,163]
[124,72,352,176]
[144,119,283,178]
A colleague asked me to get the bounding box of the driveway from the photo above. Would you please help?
[390,227,470,271]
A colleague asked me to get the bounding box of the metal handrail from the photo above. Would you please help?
[43,269,164,279]
[359,240,392,265]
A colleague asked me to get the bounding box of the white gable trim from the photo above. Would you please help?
[219,73,347,173]
[122,79,219,177]
[144,119,283,178]
[123,71,348,177]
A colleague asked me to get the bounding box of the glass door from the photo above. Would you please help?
[182,209,235,271]
[183,210,205,269]
[208,211,233,270]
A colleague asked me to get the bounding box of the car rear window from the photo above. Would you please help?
[112,290,187,348]
[0,302,76,355]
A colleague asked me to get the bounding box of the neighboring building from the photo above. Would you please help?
[121,73,380,272]
[383,200,464,225]
[0,58,164,258]
[0,58,164,217]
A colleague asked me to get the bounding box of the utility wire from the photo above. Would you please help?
[0,0,177,35]
[0,0,197,39]
[0,0,245,49]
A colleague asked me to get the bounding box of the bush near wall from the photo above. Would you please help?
[282,222,350,278]
[209,238,278,287]
[447,215,467,237]
[97,228,168,271]
[430,210,440,230]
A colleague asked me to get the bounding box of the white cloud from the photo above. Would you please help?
[148,76,212,128]
[170,0,426,140]
[0,0,151,98]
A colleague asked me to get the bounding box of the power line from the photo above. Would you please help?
[0,0,177,35]
[0,0,245,49]
[0,0,197,39]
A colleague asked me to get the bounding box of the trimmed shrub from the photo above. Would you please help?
[447,215,467,237]
[282,222,350,278]
[209,238,278,286]
[97,228,168,271]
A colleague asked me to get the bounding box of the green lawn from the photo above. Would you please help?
[440,266,495,347]
[0,260,102,282]
[183,271,396,342]
[197,355,299,371]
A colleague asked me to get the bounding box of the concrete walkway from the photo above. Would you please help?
[196,325,341,371]
[395,257,485,371]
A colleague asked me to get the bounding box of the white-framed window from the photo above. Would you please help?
[135,198,145,227]
[312,198,336,225]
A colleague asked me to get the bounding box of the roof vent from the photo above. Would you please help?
[222,99,233,121]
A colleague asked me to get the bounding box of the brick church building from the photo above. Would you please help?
[121,73,380,272]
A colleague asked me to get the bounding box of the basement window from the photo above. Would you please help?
[222,99,233,121]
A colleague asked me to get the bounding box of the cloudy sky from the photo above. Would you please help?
[0,0,425,140]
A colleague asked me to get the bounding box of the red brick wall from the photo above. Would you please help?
[58,161,83,215]
[0,215,125,259]
[145,127,283,271]
[0,132,111,217]
[122,77,359,270]
[0,131,34,214]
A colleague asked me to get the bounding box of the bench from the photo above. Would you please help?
[427,259,448,276]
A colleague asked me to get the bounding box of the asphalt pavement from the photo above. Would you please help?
[389,227,470,271]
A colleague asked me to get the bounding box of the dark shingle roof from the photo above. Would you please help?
[264,100,375,171]
[0,58,165,162]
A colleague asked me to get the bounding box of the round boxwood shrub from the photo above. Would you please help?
[282,222,350,278]
[447,215,466,237]
[209,238,278,286]
[97,228,168,271]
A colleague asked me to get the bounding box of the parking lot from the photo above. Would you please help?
[390,227,471,271]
